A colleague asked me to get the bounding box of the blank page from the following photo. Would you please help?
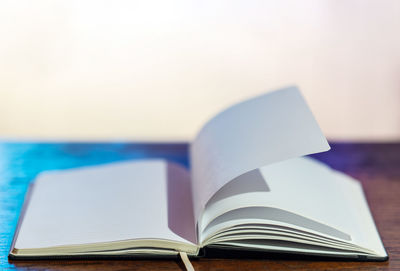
[14,160,196,250]
[190,86,330,222]
[200,157,386,258]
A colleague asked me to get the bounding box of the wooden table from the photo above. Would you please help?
[1,142,399,270]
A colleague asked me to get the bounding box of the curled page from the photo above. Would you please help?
[190,86,330,223]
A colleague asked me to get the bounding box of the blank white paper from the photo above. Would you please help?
[190,86,330,222]
[15,160,196,250]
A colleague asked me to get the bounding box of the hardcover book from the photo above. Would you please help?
[9,87,388,264]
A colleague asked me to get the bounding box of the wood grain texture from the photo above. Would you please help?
[1,142,399,270]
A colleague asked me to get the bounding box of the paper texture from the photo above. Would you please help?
[190,86,330,222]
[199,157,386,257]
[15,160,196,250]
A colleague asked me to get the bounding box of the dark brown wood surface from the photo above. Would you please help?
[1,142,399,270]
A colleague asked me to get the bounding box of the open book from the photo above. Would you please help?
[9,87,387,262]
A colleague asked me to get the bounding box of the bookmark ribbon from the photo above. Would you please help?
[179,252,195,271]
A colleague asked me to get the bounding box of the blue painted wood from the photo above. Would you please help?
[1,142,399,270]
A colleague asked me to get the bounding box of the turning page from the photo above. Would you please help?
[190,86,330,222]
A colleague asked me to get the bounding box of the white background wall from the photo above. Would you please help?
[0,0,399,141]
